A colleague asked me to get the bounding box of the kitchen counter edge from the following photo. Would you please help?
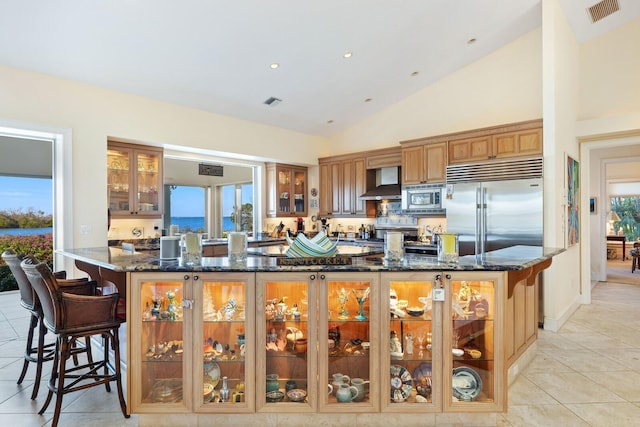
[58,245,565,273]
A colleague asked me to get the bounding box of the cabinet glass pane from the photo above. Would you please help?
[107,148,130,212]
[136,151,160,213]
[139,280,185,404]
[326,280,371,404]
[387,279,434,404]
[451,279,495,403]
[263,279,310,404]
[201,279,247,405]
[277,169,292,213]
[293,170,305,213]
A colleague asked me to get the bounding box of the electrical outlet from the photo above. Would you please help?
[80,225,91,234]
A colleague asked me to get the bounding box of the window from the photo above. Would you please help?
[166,185,206,234]
[610,195,640,241]
[221,183,253,235]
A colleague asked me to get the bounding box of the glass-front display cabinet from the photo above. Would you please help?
[266,163,307,218]
[444,272,504,413]
[318,272,380,413]
[129,272,254,414]
[380,272,442,412]
[195,273,255,413]
[107,141,163,218]
[255,272,317,412]
[129,273,192,413]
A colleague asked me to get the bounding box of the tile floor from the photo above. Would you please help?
[1,279,639,426]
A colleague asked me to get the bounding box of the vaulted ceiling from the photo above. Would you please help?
[1,1,639,136]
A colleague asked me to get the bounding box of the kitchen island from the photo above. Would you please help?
[59,245,562,425]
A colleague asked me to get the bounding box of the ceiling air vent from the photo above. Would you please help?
[587,0,620,23]
[264,96,282,106]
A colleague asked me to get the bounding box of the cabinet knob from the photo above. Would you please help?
[320,274,326,280]
[310,274,316,280]
[183,274,190,280]
[193,275,199,281]
[445,274,451,280]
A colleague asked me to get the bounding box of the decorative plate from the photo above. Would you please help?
[452,366,482,401]
[413,363,432,385]
[203,361,220,389]
[390,364,412,402]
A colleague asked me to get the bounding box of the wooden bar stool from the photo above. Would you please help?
[21,257,128,427]
[1,250,94,399]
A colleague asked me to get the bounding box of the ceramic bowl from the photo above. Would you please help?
[294,338,308,353]
[286,388,307,402]
[265,390,284,402]
[406,306,425,317]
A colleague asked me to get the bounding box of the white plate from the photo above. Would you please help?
[452,366,482,401]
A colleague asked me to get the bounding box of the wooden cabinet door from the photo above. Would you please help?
[425,143,447,183]
[401,145,425,185]
[329,162,342,216]
[448,136,491,164]
[341,160,354,215]
[492,129,542,159]
[352,158,368,215]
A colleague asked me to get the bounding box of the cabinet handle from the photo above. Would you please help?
[193,275,199,281]
[320,274,326,280]
[183,274,190,280]
[310,274,316,280]
[445,274,451,280]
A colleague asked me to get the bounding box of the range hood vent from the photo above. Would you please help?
[446,157,543,184]
[360,166,402,200]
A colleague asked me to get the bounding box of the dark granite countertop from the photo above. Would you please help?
[58,245,564,273]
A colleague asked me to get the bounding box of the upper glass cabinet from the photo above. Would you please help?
[266,163,307,218]
[108,141,163,218]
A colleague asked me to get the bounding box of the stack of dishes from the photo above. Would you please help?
[285,231,338,258]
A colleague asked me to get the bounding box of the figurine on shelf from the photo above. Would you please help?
[166,289,178,321]
[222,296,238,321]
[390,330,402,354]
[405,333,414,355]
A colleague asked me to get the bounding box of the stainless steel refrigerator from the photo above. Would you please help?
[444,158,544,256]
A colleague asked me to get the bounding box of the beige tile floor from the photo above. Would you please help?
[1,279,639,426]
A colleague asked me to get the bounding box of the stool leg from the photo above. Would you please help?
[112,328,129,418]
[30,320,48,399]
[50,336,71,427]
[18,314,38,386]
[38,337,59,416]
[103,333,111,393]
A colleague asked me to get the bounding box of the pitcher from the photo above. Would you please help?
[335,383,359,403]
[351,377,369,402]
[331,373,350,396]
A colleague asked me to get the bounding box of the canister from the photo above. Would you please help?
[160,236,180,259]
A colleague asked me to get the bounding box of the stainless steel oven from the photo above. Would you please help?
[401,183,445,214]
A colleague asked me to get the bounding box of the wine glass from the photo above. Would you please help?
[351,287,370,321]
[337,288,349,320]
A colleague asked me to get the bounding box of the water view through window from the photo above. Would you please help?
[0,176,53,235]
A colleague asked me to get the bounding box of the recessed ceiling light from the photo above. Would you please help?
[467,38,477,44]
[364,98,372,103]
[410,71,419,77]
[343,52,352,58]
[270,63,279,69]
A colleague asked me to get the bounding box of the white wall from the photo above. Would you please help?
[539,0,582,330]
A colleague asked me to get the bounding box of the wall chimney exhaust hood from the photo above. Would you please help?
[359,166,402,200]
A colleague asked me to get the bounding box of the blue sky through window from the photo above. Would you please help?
[0,176,52,214]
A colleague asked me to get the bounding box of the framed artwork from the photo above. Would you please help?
[566,154,580,247]
[589,197,597,214]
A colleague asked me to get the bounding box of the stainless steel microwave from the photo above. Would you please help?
[401,183,445,214]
